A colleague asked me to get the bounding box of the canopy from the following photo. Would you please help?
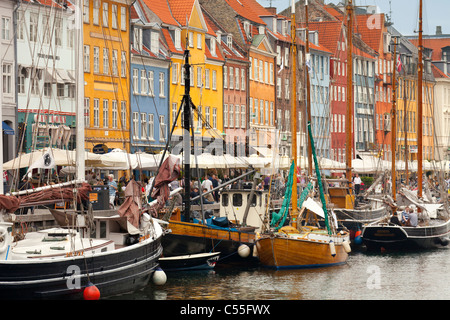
[3,148,102,170]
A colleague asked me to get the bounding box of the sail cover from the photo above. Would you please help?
[149,155,181,217]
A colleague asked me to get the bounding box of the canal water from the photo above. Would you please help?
[108,246,450,301]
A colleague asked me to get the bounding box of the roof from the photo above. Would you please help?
[140,0,179,26]
[431,63,449,79]
[223,0,266,25]
[409,37,450,61]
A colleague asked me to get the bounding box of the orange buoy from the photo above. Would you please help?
[83,282,100,300]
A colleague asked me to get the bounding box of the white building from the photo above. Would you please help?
[0,0,16,163]
[16,0,77,153]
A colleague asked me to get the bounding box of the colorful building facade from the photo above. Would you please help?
[82,0,131,153]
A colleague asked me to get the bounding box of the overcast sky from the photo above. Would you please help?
[256,0,450,36]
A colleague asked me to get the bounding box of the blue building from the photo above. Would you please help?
[308,31,332,159]
[130,7,170,155]
[353,54,376,153]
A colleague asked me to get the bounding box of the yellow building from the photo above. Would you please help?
[161,0,224,150]
[82,0,131,153]
[397,77,435,161]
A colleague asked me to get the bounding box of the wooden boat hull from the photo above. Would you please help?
[256,235,348,269]
[361,219,450,251]
[159,252,220,271]
[162,220,257,265]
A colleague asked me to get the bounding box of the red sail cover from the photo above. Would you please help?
[149,155,181,217]
[0,183,92,213]
[118,179,143,229]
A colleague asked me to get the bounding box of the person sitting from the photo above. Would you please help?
[390,212,401,226]
[190,187,200,205]
[201,188,215,204]
[400,206,409,225]
[405,208,418,227]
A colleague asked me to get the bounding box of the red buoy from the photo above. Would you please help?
[83,282,100,300]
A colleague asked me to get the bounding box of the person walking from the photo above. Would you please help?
[107,174,118,209]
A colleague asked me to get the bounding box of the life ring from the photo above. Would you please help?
[0,227,8,254]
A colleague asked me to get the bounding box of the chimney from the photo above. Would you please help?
[265,7,277,15]
[436,26,442,35]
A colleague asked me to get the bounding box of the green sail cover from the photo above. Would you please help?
[270,163,313,231]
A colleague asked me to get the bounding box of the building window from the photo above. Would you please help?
[93,47,100,73]
[55,18,62,46]
[235,67,240,90]
[224,104,228,127]
[112,100,118,128]
[229,104,233,127]
[103,100,109,128]
[141,69,147,94]
[229,67,234,89]
[197,33,202,49]
[172,103,178,126]
[270,102,274,126]
[212,108,217,129]
[235,105,239,128]
[172,63,178,84]
[151,31,159,54]
[102,2,108,27]
[205,69,210,89]
[159,72,165,97]
[94,99,100,127]
[44,83,52,97]
[120,6,126,31]
[57,83,65,97]
[93,0,100,25]
[121,51,126,77]
[205,106,210,126]
[18,74,25,94]
[133,112,139,139]
[121,101,127,129]
[141,113,147,139]
[83,0,90,24]
[103,48,109,75]
[112,50,118,76]
[132,68,138,93]
[84,45,90,72]
[197,67,202,88]
[241,105,245,129]
[1,17,10,40]
[159,115,166,142]
[84,98,90,127]
[111,4,118,29]
[223,66,227,88]
[148,113,154,140]
[212,70,217,90]
[2,63,12,94]
[29,13,38,42]
[149,70,154,96]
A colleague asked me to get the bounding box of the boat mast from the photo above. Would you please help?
[290,0,299,224]
[305,0,312,177]
[345,0,353,190]
[183,36,192,222]
[391,37,398,201]
[404,78,409,182]
[76,0,85,181]
[417,0,423,198]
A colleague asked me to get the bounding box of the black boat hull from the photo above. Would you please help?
[361,220,450,251]
[0,237,162,300]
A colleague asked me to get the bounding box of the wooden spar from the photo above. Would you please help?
[305,0,312,177]
[417,0,423,199]
[391,37,398,201]
[290,0,298,223]
[404,69,409,182]
[345,0,353,190]
[183,38,191,221]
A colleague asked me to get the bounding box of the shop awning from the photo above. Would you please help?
[2,122,14,135]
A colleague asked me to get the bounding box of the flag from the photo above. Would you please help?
[24,150,56,179]
[396,55,402,73]
[305,53,312,73]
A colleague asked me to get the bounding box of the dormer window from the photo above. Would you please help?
[259,26,265,35]
[175,29,181,49]
[151,31,159,54]
[134,27,142,52]
[210,38,216,56]
[227,34,232,48]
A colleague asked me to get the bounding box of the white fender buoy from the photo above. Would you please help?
[153,268,167,286]
[343,240,352,253]
[329,240,336,257]
[238,244,250,258]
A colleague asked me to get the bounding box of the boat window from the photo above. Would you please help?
[233,193,242,207]
[247,194,257,207]
[221,193,229,206]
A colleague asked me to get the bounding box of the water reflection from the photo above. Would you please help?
[110,247,450,300]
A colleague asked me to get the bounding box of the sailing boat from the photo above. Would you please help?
[361,0,450,251]
[153,30,258,267]
[0,2,164,299]
[255,0,350,269]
